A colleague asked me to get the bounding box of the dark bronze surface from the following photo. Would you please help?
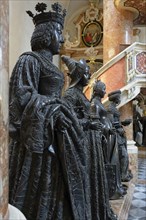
[90,80,127,200]
[107,90,133,182]
[9,3,89,220]
[63,56,117,219]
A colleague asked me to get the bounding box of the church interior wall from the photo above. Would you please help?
[1,0,145,219]
[9,1,146,75]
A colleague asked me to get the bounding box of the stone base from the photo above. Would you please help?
[110,181,135,220]
[8,204,26,220]
[127,140,138,184]
[110,141,138,220]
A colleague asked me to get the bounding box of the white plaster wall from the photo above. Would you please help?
[9,0,34,74]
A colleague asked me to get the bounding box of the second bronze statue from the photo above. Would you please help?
[107,90,133,182]
[90,80,127,200]
[62,55,117,220]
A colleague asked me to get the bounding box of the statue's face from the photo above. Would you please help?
[115,96,121,105]
[100,84,106,98]
[81,66,90,86]
[94,83,106,98]
[48,23,64,55]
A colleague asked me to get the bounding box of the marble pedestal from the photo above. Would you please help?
[110,181,135,220]
[127,140,138,184]
[110,140,138,220]
[8,204,26,220]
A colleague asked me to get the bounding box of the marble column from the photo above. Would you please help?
[103,0,134,63]
[0,0,9,219]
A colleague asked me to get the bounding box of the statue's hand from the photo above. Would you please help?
[121,118,132,126]
[117,127,125,135]
[109,127,116,134]
[56,112,72,132]
[90,121,103,131]
[40,97,57,109]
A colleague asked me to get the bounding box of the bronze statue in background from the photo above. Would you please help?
[133,105,144,147]
[107,90,133,182]
[90,80,127,200]
[62,56,117,220]
[9,3,91,220]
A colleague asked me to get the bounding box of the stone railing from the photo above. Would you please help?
[84,42,146,108]
[84,42,146,185]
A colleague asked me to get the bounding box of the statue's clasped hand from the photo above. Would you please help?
[56,112,72,132]
[41,97,57,107]
[109,127,116,134]
[121,118,132,126]
[117,127,124,135]
[90,121,103,131]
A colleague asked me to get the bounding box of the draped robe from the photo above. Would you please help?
[9,52,91,220]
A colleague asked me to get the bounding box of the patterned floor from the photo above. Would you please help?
[127,148,146,220]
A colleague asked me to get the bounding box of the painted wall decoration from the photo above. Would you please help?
[82,21,103,47]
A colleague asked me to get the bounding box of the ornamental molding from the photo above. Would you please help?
[63,3,103,50]
[114,0,139,20]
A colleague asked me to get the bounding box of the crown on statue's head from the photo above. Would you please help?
[26,2,67,27]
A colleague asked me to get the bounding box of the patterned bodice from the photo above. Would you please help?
[38,64,64,98]
[64,87,90,119]
[22,51,64,98]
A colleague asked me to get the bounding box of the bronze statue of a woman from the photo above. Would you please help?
[9,3,91,220]
[62,56,117,220]
[90,80,127,200]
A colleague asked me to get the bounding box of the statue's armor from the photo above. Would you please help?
[107,103,132,182]
[90,97,126,200]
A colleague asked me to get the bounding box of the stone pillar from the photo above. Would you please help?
[0,0,9,219]
[103,0,134,63]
